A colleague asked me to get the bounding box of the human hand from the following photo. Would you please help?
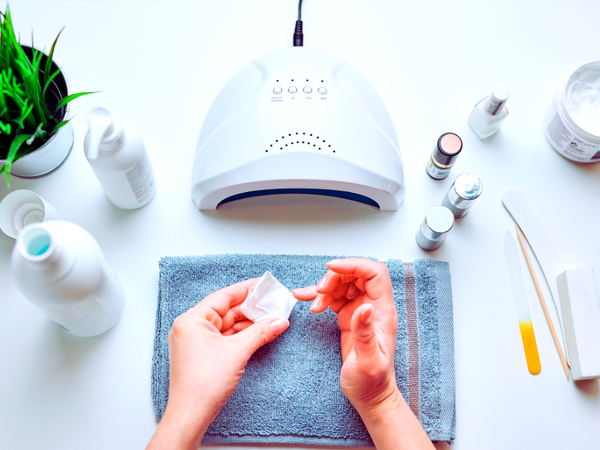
[148,279,289,450]
[292,258,399,416]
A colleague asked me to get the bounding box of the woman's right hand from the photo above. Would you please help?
[292,258,400,415]
[293,258,435,449]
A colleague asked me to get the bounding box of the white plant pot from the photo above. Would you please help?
[0,45,74,179]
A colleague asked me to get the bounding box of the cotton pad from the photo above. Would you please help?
[241,271,297,322]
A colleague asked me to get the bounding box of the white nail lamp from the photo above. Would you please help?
[191,47,405,211]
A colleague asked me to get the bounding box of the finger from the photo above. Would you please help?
[350,303,381,362]
[192,278,258,318]
[316,271,356,294]
[329,296,349,314]
[221,304,250,331]
[327,258,389,299]
[231,320,253,333]
[233,318,290,356]
[292,286,318,301]
[311,280,353,313]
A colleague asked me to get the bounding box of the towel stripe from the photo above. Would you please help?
[404,262,419,417]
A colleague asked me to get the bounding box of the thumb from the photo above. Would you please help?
[351,303,380,361]
[234,318,289,356]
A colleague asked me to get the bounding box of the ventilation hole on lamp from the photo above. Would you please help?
[321,80,323,82]
[291,79,294,81]
[270,144,273,147]
[323,140,326,142]
[328,144,331,147]
[291,142,294,145]
[306,79,309,81]
[296,141,299,143]
[282,136,285,139]
[302,141,305,143]
[285,144,288,146]
[313,144,315,147]
[289,134,291,136]
[265,150,268,152]
[310,134,313,136]
[317,136,320,139]
[296,132,298,135]
[303,132,305,135]
[333,150,336,153]
[280,147,283,150]
[276,140,278,142]
[319,147,321,150]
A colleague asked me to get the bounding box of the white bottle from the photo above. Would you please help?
[11,220,126,337]
[84,107,157,209]
[468,84,511,139]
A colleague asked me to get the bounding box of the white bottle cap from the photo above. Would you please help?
[0,190,59,238]
[86,107,126,159]
[491,84,511,103]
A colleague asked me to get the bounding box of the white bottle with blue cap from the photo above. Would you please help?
[84,107,157,209]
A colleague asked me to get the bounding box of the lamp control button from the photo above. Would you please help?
[288,86,298,94]
[273,87,282,95]
[303,86,312,94]
[318,87,327,95]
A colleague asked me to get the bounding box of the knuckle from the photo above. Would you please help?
[254,325,270,347]
[171,315,190,336]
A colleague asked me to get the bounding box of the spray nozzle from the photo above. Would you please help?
[87,107,116,160]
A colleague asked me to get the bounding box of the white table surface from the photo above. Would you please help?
[2,1,600,449]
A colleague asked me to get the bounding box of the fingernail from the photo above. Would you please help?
[317,276,326,290]
[361,308,373,324]
[270,318,288,334]
[292,287,306,293]
[310,298,320,312]
[328,259,342,265]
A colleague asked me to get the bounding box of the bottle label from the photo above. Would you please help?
[545,96,600,162]
[486,99,504,116]
[125,152,155,203]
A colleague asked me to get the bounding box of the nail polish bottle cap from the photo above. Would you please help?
[433,132,463,166]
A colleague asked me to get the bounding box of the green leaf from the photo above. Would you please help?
[56,91,99,110]
[43,27,64,91]
[42,68,61,99]
[4,133,32,187]
[52,119,69,134]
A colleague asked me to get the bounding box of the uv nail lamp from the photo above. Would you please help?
[191,47,405,211]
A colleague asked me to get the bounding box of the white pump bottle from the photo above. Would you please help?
[84,107,157,209]
[11,220,126,337]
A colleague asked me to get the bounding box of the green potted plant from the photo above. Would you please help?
[0,4,95,185]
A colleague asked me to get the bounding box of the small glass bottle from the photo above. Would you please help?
[468,84,510,139]
[426,132,463,180]
[415,206,455,251]
[442,173,483,218]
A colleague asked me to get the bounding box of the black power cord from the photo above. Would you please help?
[293,0,303,46]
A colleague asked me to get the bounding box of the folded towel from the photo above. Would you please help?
[152,255,456,446]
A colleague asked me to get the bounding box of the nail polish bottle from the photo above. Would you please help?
[426,132,463,180]
[468,84,510,139]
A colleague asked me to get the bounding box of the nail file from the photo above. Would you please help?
[502,189,568,362]
[504,230,542,375]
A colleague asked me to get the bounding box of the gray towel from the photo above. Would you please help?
[152,255,455,446]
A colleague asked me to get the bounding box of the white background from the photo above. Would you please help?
[1,1,600,449]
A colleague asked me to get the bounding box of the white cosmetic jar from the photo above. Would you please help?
[544,61,600,163]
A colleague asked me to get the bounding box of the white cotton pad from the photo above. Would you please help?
[557,269,600,381]
[241,271,297,322]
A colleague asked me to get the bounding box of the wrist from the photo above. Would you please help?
[352,385,406,426]
[150,406,212,450]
